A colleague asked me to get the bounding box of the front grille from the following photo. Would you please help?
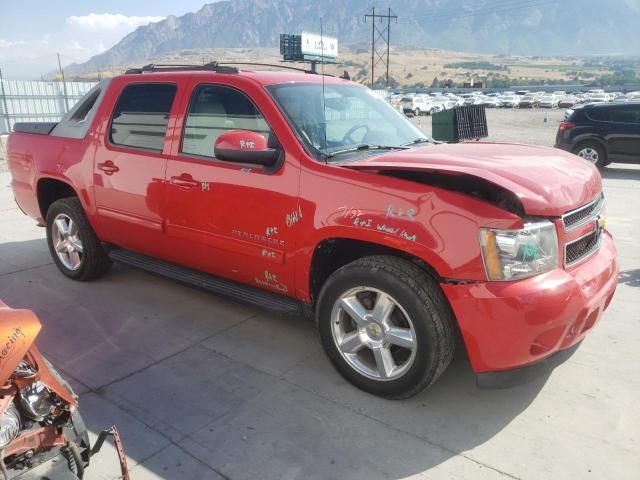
[565,229,602,267]
[562,194,604,231]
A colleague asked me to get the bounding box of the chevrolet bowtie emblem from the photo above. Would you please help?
[597,214,606,230]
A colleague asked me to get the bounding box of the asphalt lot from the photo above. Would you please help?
[0,111,639,479]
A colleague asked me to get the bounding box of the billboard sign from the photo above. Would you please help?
[301,32,338,60]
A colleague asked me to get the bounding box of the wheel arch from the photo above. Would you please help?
[572,136,608,156]
[36,177,80,220]
[307,236,442,306]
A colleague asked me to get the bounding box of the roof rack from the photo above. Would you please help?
[217,62,316,74]
[124,61,336,77]
[125,62,238,74]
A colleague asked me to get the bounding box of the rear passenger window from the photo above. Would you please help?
[585,109,611,122]
[181,84,272,159]
[110,83,177,152]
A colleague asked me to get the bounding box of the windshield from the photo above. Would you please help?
[266,83,428,160]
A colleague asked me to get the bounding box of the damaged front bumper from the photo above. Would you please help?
[443,231,618,386]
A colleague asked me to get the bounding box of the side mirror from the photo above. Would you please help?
[214,130,280,166]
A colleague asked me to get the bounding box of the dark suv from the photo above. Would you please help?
[555,102,640,167]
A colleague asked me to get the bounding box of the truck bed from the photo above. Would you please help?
[12,122,58,135]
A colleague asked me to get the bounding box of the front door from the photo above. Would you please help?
[93,81,179,255]
[163,81,301,296]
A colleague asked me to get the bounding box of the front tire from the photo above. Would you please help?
[414,108,421,117]
[46,198,111,281]
[574,141,607,168]
[317,256,456,399]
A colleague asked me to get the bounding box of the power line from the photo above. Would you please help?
[364,7,397,88]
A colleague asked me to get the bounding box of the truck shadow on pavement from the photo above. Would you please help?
[600,165,640,180]
[0,238,551,479]
[618,269,640,288]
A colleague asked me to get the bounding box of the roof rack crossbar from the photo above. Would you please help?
[217,62,315,74]
[125,62,238,74]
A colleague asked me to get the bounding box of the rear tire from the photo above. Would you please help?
[574,141,607,168]
[46,198,111,281]
[414,108,421,117]
[317,256,456,399]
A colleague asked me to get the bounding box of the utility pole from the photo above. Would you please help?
[57,53,70,113]
[370,7,375,87]
[0,68,10,134]
[364,7,397,88]
[386,7,392,87]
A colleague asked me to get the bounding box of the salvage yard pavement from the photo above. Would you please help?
[413,108,568,146]
[0,155,639,478]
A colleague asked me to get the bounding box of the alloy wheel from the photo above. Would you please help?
[51,213,84,271]
[330,287,417,381]
[578,147,599,164]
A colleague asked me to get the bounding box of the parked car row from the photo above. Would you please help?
[397,94,460,116]
[391,89,640,114]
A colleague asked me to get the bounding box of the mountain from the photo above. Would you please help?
[65,0,640,75]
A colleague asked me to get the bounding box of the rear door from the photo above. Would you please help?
[162,78,301,295]
[92,80,182,254]
[605,105,640,162]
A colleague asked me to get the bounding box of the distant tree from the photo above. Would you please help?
[430,76,439,87]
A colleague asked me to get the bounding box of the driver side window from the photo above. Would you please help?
[324,92,384,147]
[181,84,272,159]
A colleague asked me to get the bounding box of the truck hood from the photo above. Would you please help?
[340,142,601,216]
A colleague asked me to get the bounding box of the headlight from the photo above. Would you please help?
[19,381,55,422]
[480,220,559,281]
[0,404,21,449]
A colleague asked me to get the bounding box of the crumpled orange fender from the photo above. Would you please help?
[0,300,77,407]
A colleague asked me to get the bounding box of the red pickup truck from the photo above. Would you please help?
[6,64,618,398]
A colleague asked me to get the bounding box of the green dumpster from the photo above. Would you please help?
[431,105,488,143]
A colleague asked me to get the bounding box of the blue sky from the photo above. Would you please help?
[0,0,217,78]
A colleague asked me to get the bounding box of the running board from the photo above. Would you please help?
[108,249,303,314]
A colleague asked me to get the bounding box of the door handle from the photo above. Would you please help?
[98,161,119,175]
[170,175,200,189]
